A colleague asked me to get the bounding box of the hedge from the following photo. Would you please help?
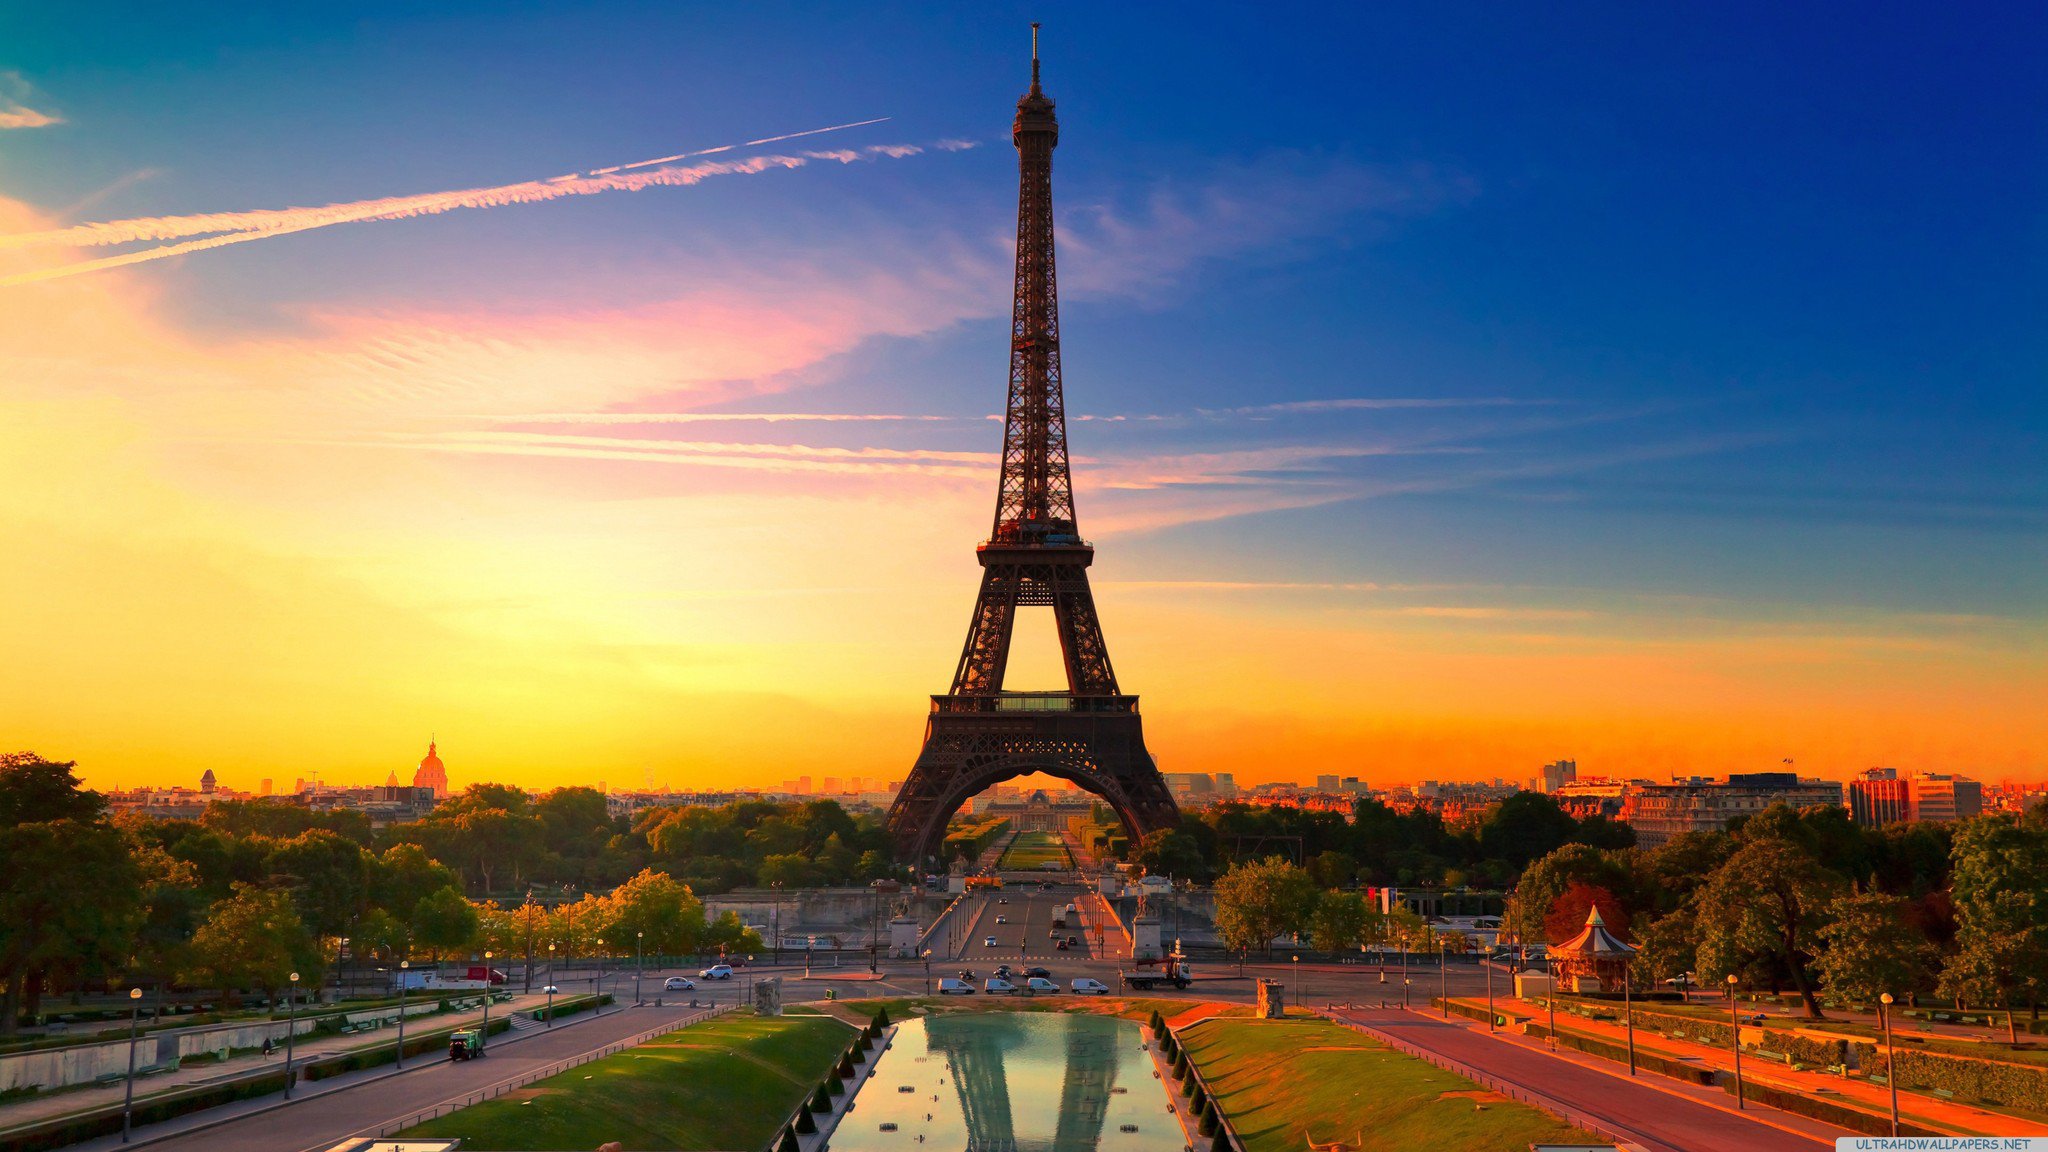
[1621,1005,1847,1069]
[1521,1022,1718,1086]
[1720,1077,1945,1138]
[533,993,612,1023]
[1850,1043,2048,1113]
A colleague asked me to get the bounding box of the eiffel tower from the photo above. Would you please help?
[885,27,1180,866]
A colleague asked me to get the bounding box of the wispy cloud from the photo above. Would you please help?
[481,412,961,425]
[0,71,60,130]
[0,129,937,288]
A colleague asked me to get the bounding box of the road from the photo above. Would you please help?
[1330,1006,1840,1152]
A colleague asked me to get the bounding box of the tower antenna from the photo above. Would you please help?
[1031,23,1041,91]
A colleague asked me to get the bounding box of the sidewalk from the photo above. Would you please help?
[1483,994,2048,1138]
[0,991,550,1136]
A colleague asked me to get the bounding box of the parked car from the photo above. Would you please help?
[698,964,734,980]
[984,935,998,947]
[1071,977,1110,995]
[937,978,976,995]
[994,964,1013,978]
[663,976,696,991]
[1025,977,1058,995]
[1023,966,1051,978]
[984,977,1018,995]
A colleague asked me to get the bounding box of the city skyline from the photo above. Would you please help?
[3,3,2043,793]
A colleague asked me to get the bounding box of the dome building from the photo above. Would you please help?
[412,740,448,799]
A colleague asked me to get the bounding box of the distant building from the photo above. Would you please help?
[258,778,273,796]
[412,740,449,799]
[1315,774,1340,793]
[1212,773,1236,796]
[199,769,217,794]
[1620,773,1845,848]
[1910,774,1983,823]
[1540,760,1578,793]
[1848,768,1910,826]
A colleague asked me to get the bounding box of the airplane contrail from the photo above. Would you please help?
[0,118,896,253]
[0,143,934,288]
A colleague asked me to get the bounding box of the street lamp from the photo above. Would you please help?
[635,932,644,1006]
[335,934,349,999]
[481,951,493,1051]
[771,881,783,965]
[547,944,557,1026]
[1880,992,1899,1136]
[284,972,300,1098]
[120,986,143,1143]
[1545,955,1557,1049]
[396,960,410,1069]
[923,949,933,994]
[1485,948,1495,1033]
[1291,954,1299,1009]
[1727,973,1744,1110]
[1622,959,1636,1077]
[545,983,558,1025]
[1439,941,1448,1019]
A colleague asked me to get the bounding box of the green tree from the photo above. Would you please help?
[410,886,481,960]
[1308,890,1372,954]
[1694,837,1846,1019]
[1212,858,1318,958]
[1505,844,1627,948]
[0,820,141,1030]
[371,843,462,923]
[1939,815,2048,1042]
[1815,890,1937,1010]
[350,906,409,961]
[1477,793,1580,871]
[267,830,369,937]
[181,885,321,1004]
[1134,828,1211,884]
[1308,850,1359,889]
[600,868,704,956]
[0,754,107,826]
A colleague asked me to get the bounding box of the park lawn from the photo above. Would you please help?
[400,1012,855,1151]
[998,830,1072,869]
[1179,1016,1603,1152]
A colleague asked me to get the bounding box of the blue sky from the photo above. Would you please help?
[1,2,2042,786]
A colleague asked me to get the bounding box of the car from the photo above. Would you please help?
[663,976,695,991]
[698,964,734,980]
[1055,940,1070,950]
[995,915,1008,924]
[984,935,998,947]
[1064,903,1077,913]
[997,897,1008,904]
[994,964,1013,977]
[1066,935,1080,946]
[984,977,1018,995]
[957,969,976,980]
[1071,977,1110,995]
[1048,928,1061,938]
[1023,966,1051,978]
[1025,977,1058,995]
[937,978,976,995]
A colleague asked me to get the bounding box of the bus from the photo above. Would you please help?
[965,875,1005,891]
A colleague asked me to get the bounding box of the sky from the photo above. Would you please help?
[1,2,2042,794]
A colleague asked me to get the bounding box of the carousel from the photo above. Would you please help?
[1550,905,1636,993]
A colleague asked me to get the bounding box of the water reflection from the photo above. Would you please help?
[832,1013,1176,1152]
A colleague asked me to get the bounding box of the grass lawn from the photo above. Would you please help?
[1180,1016,1603,1152]
[399,1012,855,1151]
[998,830,1072,870]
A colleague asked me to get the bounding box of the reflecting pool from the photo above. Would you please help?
[829,1012,1182,1152]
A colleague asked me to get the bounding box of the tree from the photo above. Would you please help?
[1308,890,1371,954]
[181,885,320,1004]
[600,869,704,956]
[372,843,462,923]
[1544,882,1631,945]
[1308,850,1359,889]
[1135,829,1211,885]
[1815,891,1937,1010]
[0,820,141,1030]
[1212,858,1318,958]
[267,830,369,937]
[350,907,409,961]
[1694,837,1846,1019]
[1505,844,1628,948]
[0,754,106,826]
[411,886,481,960]
[1939,815,2048,1041]
[1477,793,1580,871]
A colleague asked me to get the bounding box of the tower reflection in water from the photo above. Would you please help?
[828,1013,1178,1152]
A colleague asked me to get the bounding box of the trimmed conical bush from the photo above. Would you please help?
[795,1109,817,1134]
[839,1053,857,1077]
[1198,1110,1219,1137]
[811,1085,832,1112]
[872,1006,891,1029]
[779,1127,801,1152]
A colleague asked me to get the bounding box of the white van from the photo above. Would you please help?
[1071,977,1110,995]
[1025,977,1058,995]
[984,977,1018,995]
[937,978,976,995]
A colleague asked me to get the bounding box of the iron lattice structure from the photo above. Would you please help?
[886,31,1180,866]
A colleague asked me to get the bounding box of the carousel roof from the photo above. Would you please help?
[1553,905,1635,958]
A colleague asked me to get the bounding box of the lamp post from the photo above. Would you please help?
[1727,973,1744,1110]
[1439,941,1449,1019]
[1622,960,1636,1076]
[772,881,783,965]
[923,949,933,994]
[1545,956,1557,1050]
[635,932,644,1006]
[120,986,143,1143]
[1400,939,1409,1006]
[1291,954,1299,1009]
[1485,949,1495,1032]
[335,934,349,1000]
[545,983,557,1025]
[284,972,300,1098]
[546,944,556,1026]
[396,960,413,1068]
[1880,992,1899,1136]
[481,951,493,1051]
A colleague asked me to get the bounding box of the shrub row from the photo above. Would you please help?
[1521,1022,1718,1086]
[1621,1006,1847,1069]
[1850,1043,2048,1113]
[1719,1077,1944,1138]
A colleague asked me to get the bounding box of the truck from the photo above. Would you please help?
[1119,951,1192,991]
[447,1029,485,1060]
[390,965,507,993]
